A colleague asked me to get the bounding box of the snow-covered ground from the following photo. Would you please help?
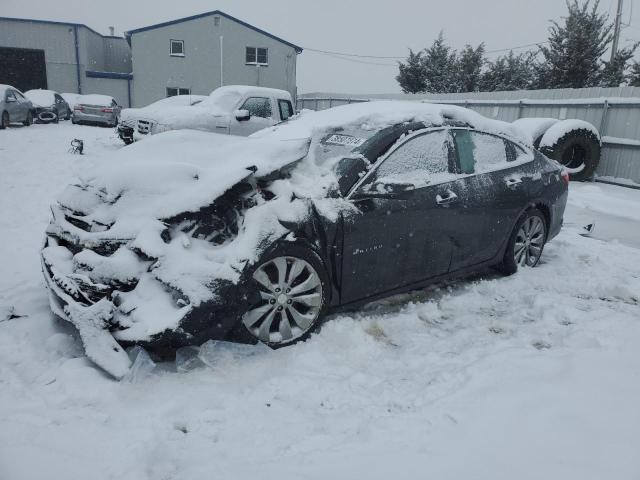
[1,123,639,480]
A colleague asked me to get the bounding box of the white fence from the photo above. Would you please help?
[297,86,640,186]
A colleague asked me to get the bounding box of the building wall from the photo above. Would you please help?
[103,37,132,73]
[0,18,79,93]
[84,76,130,107]
[130,14,297,107]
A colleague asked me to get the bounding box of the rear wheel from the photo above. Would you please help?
[498,208,547,275]
[241,245,329,348]
[0,111,8,129]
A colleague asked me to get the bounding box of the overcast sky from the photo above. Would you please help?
[4,0,639,94]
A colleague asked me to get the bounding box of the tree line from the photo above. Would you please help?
[397,0,640,94]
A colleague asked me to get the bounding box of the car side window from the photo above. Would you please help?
[240,97,272,119]
[14,91,26,102]
[278,99,294,121]
[367,129,452,187]
[452,130,510,174]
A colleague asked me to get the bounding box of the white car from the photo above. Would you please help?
[117,85,295,144]
[117,94,207,144]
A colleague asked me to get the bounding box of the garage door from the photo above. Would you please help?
[0,47,47,91]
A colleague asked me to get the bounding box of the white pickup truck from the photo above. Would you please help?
[117,85,295,144]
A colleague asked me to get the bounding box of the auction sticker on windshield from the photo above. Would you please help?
[325,134,365,147]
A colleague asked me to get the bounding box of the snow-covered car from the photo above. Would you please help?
[24,89,71,123]
[116,85,295,145]
[117,94,207,144]
[0,84,34,129]
[71,94,121,127]
[41,101,568,378]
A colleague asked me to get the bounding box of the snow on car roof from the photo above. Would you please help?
[24,89,57,107]
[76,94,114,106]
[253,101,530,146]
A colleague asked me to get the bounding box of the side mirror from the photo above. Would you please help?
[354,180,416,199]
[234,109,251,122]
[6,96,16,103]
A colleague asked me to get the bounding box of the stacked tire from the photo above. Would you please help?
[513,118,601,182]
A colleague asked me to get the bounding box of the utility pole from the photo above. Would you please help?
[611,0,624,62]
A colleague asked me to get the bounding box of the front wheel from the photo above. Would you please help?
[0,111,8,129]
[241,245,330,347]
[23,111,33,126]
[497,208,547,275]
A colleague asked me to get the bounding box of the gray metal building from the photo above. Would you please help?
[0,17,133,106]
[125,11,302,107]
[0,11,301,108]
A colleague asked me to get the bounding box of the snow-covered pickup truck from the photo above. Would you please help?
[117,85,295,144]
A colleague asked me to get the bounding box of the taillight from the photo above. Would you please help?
[561,169,570,185]
[101,108,113,113]
[74,105,84,111]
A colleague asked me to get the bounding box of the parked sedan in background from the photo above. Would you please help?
[24,89,71,123]
[71,94,120,127]
[0,84,33,129]
[41,101,568,377]
[117,94,207,144]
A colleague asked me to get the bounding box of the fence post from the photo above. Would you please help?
[315,98,319,111]
[517,100,524,119]
[329,98,333,108]
[599,100,610,137]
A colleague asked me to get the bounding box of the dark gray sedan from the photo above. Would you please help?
[0,84,33,128]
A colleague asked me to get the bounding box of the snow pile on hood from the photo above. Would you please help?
[77,94,114,107]
[119,95,207,125]
[24,89,57,107]
[255,101,530,145]
[539,119,601,149]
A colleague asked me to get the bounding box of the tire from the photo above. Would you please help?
[238,243,330,348]
[23,111,33,126]
[540,128,600,182]
[497,208,548,276]
[0,111,8,129]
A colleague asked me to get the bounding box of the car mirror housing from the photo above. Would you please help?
[353,180,416,199]
[6,97,16,103]
[234,109,251,122]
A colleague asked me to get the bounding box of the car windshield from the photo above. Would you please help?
[199,90,243,112]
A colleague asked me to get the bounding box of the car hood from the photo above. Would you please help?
[54,130,310,243]
[120,105,230,131]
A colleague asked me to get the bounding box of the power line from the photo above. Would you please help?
[303,41,548,62]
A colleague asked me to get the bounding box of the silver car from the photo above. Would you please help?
[71,94,120,127]
[0,84,34,129]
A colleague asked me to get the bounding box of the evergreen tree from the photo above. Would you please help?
[455,44,486,92]
[628,61,640,87]
[480,51,538,91]
[396,49,428,94]
[599,44,639,87]
[537,0,613,88]
[423,32,459,93]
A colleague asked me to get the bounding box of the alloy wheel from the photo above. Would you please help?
[242,256,323,345]
[514,216,546,267]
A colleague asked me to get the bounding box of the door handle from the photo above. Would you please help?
[435,190,458,206]
[505,177,523,188]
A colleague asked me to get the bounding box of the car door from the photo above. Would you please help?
[5,90,22,121]
[449,129,539,270]
[13,90,30,121]
[340,128,462,303]
[230,96,276,136]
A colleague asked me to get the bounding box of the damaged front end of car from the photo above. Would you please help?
[40,173,275,378]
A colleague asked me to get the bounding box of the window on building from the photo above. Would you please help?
[166,87,191,97]
[240,97,272,118]
[246,47,268,65]
[170,40,184,57]
[213,16,220,26]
